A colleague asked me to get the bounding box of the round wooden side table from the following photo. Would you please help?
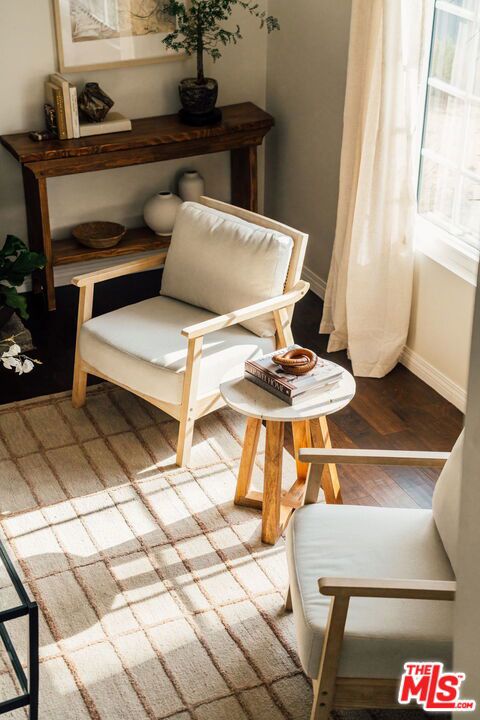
[220,369,356,545]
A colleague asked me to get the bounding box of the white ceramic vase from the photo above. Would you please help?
[178,170,205,203]
[143,191,182,236]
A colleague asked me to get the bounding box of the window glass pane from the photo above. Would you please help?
[419,158,457,224]
[465,102,480,173]
[430,10,473,90]
[459,177,480,240]
[448,0,477,9]
[418,3,480,250]
[423,87,465,163]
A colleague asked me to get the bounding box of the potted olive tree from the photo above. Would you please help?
[161,0,279,125]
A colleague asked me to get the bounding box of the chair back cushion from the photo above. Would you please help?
[160,202,294,337]
[432,430,464,574]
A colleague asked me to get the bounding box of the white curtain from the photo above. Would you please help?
[320,0,431,377]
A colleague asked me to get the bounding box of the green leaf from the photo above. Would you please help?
[0,284,28,319]
[159,0,278,76]
[0,235,45,287]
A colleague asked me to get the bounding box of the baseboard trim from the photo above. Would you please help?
[302,265,326,299]
[400,346,467,412]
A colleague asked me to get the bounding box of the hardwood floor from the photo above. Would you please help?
[0,273,464,509]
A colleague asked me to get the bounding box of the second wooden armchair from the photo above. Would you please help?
[286,433,463,719]
[71,197,309,467]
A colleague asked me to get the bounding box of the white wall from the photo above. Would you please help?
[0,1,268,252]
[265,0,352,285]
[404,254,476,410]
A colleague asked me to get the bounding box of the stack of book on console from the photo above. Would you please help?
[45,74,81,140]
[44,74,131,140]
[245,345,343,405]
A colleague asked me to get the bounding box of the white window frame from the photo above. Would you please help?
[415,0,480,286]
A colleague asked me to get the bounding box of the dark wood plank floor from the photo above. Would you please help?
[0,272,463,508]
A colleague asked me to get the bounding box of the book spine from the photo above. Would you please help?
[52,75,74,138]
[70,86,80,138]
[245,373,293,405]
[53,87,67,140]
[245,362,292,397]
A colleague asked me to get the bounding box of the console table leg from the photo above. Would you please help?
[22,167,55,311]
[230,145,258,211]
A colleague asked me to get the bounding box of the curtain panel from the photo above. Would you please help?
[320,0,431,377]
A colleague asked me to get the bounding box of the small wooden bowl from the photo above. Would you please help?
[73,221,126,249]
[273,348,318,375]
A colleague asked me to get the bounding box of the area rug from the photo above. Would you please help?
[0,385,434,719]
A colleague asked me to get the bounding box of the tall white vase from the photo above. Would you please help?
[179,170,205,203]
[143,191,182,236]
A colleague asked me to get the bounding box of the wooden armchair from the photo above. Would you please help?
[71,197,309,466]
[286,433,463,718]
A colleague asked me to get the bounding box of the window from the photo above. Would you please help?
[418,0,480,270]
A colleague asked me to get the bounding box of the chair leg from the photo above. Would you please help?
[72,362,88,408]
[72,284,93,409]
[176,336,203,468]
[176,414,194,467]
[311,677,333,720]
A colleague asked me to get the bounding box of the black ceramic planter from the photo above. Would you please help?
[178,78,222,126]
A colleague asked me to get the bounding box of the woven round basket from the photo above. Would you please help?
[73,221,126,249]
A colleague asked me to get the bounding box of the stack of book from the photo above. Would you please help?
[44,74,132,140]
[245,346,343,405]
[45,74,80,140]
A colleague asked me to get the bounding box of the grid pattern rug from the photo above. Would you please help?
[0,385,432,720]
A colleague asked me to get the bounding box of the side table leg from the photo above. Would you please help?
[309,417,343,504]
[262,421,284,544]
[235,417,261,505]
[22,166,55,311]
[292,420,310,482]
[230,145,258,211]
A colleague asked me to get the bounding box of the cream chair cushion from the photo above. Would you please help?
[80,296,275,405]
[286,504,454,680]
[160,202,294,338]
[432,430,464,573]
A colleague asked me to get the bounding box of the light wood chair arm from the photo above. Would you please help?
[181,280,310,340]
[72,251,168,288]
[299,448,450,467]
[319,577,456,601]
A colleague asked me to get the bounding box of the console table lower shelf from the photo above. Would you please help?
[0,542,38,719]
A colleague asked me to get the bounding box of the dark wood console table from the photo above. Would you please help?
[1,102,274,310]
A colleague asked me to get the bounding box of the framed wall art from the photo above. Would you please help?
[53,0,185,72]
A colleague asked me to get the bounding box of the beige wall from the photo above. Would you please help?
[406,254,475,409]
[0,1,267,251]
[265,0,352,283]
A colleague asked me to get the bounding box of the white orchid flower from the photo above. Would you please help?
[1,343,21,358]
[1,338,40,374]
[2,356,22,370]
[21,358,34,374]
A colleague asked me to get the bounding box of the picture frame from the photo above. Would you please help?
[53,0,186,72]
